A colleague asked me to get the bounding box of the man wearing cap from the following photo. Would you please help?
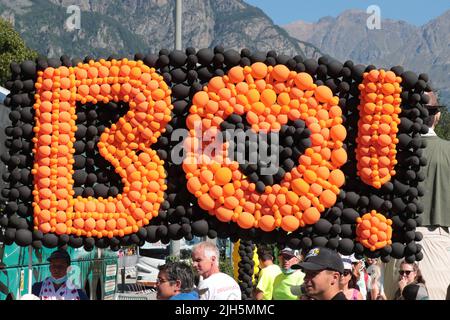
[32,248,89,300]
[384,91,450,300]
[271,247,305,300]
[292,247,347,300]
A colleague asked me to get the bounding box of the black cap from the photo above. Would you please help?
[292,247,344,273]
[47,248,71,265]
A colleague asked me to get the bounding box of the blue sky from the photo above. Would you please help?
[245,0,450,26]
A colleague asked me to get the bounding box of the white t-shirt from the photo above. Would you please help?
[197,272,241,300]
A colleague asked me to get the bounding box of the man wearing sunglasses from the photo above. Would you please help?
[292,247,346,300]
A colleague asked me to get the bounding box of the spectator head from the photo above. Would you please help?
[423,91,444,129]
[398,260,425,285]
[278,247,300,271]
[347,254,363,280]
[191,241,220,278]
[292,247,344,300]
[156,261,196,300]
[258,249,274,267]
[47,248,71,280]
[339,255,355,289]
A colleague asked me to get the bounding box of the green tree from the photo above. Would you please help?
[0,18,37,85]
[435,107,450,140]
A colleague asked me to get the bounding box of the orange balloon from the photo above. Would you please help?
[294,72,314,90]
[222,183,235,197]
[330,124,347,141]
[272,65,290,82]
[378,134,392,147]
[260,89,277,107]
[228,66,245,83]
[209,76,226,91]
[314,85,333,103]
[55,223,67,235]
[319,189,337,207]
[259,215,276,232]
[251,62,268,79]
[329,169,345,187]
[198,193,216,211]
[286,191,299,205]
[84,218,96,231]
[200,170,214,184]
[381,83,395,95]
[331,148,347,167]
[237,212,255,229]
[303,207,320,224]
[209,185,223,199]
[224,196,239,209]
[292,178,310,195]
[281,215,300,232]
[216,207,234,222]
[214,167,232,185]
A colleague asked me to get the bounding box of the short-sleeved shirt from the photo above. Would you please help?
[256,264,282,300]
[272,270,305,300]
[197,272,241,300]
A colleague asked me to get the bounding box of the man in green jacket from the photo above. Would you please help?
[415,91,450,299]
[385,91,450,299]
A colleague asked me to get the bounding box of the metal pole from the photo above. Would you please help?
[121,268,125,293]
[28,246,32,295]
[170,0,182,259]
[175,0,182,50]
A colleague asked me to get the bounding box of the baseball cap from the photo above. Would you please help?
[349,254,360,264]
[47,248,71,265]
[280,247,299,258]
[341,255,353,271]
[292,247,344,273]
[401,283,429,300]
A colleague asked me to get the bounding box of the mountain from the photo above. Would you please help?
[0,0,319,59]
[283,9,450,106]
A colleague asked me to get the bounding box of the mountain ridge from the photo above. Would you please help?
[283,9,450,104]
[0,0,320,58]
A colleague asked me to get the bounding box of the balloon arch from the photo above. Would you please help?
[0,47,431,298]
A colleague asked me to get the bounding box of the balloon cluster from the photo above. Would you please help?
[356,210,393,251]
[356,69,402,188]
[0,48,430,262]
[183,63,347,235]
[236,240,256,300]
